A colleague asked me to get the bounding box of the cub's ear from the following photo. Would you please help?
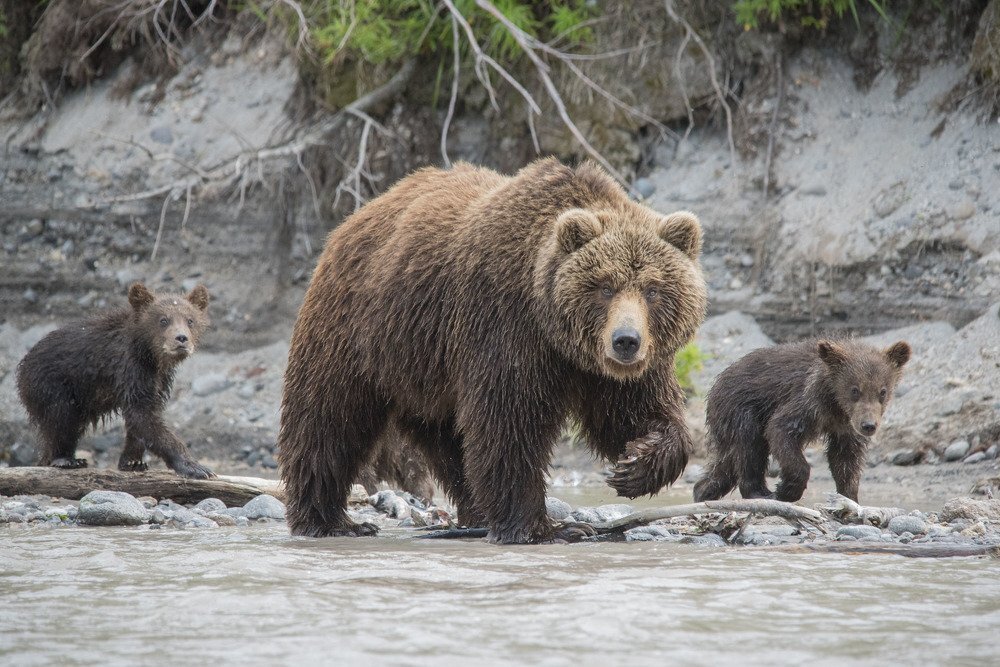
[187,284,210,312]
[658,211,702,260]
[556,208,602,254]
[817,340,847,367]
[884,340,911,368]
[128,283,155,311]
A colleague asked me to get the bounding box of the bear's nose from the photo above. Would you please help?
[175,334,189,344]
[611,327,641,361]
[860,421,877,436]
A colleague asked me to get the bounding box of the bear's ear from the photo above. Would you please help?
[884,340,911,368]
[817,340,847,368]
[658,211,702,260]
[128,283,155,311]
[187,284,210,312]
[556,208,602,254]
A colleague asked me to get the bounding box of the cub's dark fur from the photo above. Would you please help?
[16,283,215,479]
[693,339,911,503]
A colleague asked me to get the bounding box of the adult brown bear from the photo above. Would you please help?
[278,159,707,543]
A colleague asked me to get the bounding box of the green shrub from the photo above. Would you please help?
[675,341,708,395]
[733,0,887,30]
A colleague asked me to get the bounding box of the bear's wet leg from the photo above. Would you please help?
[765,417,810,502]
[118,432,148,472]
[737,434,774,499]
[397,417,483,527]
[124,409,214,479]
[826,432,865,502]
[693,450,738,501]
[38,407,87,468]
[279,385,388,537]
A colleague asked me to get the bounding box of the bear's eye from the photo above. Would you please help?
[159,317,169,327]
[850,387,861,401]
[599,285,614,299]
[187,318,194,327]
[645,287,658,300]
[878,387,888,402]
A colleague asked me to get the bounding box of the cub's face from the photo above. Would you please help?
[128,283,210,361]
[537,207,707,381]
[818,340,911,438]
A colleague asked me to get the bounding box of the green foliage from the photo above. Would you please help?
[0,9,7,39]
[733,0,887,30]
[296,0,595,69]
[674,342,708,395]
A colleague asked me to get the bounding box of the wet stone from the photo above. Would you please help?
[545,497,573,522]
[626,525,681,542]
[207,512,237,526]
[836,525,883,541]
[888,515,928,535]
[194,498,227,514]
[963,452,987,465]
[242,494,285,520]
[78,491,149,526]
[887,449,921,466]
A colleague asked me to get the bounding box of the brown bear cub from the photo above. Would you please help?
[693,339,911,503]
[16,283,215,479]
[279,159,707,544]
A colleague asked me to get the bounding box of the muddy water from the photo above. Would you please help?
[3,493,999,667]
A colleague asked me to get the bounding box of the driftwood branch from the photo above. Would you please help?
[818,493,908,528]
[591,499,825,535]
[0,467,283,506]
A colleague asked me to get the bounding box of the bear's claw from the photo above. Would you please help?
[118,459,148,472]
[171,458,216,480]
[607,429,689,499]
[551,520,597,543]
[51,457,88,469]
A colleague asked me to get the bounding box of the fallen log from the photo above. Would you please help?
[764,542,1000,559]
[591,499,826,536]
[0,467,282,506]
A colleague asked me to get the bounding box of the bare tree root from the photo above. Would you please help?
[591,499,826,536]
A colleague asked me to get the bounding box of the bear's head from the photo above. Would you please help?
[817,339,911,438]
[536,204,707,381]
[128,282,210,363]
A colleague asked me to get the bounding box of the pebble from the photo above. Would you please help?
[242,494,286,520]
[22,288,39,304]
[887,515,928,535]
[944,439,970,462]
[194,498,227,513]
[887,449,921,466]
[25,218,44,236]
[150,509,167,524]
[261,454,278,469]
[78,491,149,526]
[545,497,573,521]
[799,183,827,196]
[150,126,174,145]
[626,525,680,542]
[986,445,998,459]
[963,451,987,465]
[836,525,883,540]
[136,496,158,509]
[946,200,976,220]
[206,512,237,527]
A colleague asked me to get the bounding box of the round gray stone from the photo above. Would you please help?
[887,515,928,535]
[78,491,149,526]
[242,494,286,520]
[545,497,573,521]
[963,451,987,465]
[836,525,883,540]
[944,439,970,462]
[194,498,227,513]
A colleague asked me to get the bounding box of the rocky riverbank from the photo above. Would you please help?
[4,486,999,557]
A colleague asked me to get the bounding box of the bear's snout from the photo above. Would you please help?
[859,420,877,436]
[611,327,641,362]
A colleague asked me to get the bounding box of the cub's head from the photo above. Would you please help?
[128,283,210,362]
[817,339,911,438]
[535,206,707,381]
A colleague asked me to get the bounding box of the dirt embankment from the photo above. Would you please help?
[0,3,998,475]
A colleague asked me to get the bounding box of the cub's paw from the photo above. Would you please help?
[172,459,216,480]
[118,459,149,472]
[551,521,597,543]
[51,457,88,469]
[607,429,689,499]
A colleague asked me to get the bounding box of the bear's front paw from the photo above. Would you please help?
[300,521,380,538]
[607,429,689,499]
[171,459,216,480]
[51,457,88,469]
[118,459,148,472]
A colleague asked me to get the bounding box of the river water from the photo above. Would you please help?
[3,487,999,666]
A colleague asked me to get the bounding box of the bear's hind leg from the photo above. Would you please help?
[37,407,87,469]
[692,451,738,501]
[279,383,389,537]
[737,434,774,499]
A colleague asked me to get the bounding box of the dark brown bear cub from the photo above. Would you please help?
[16,283,215,479]
[693,339,911,503]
